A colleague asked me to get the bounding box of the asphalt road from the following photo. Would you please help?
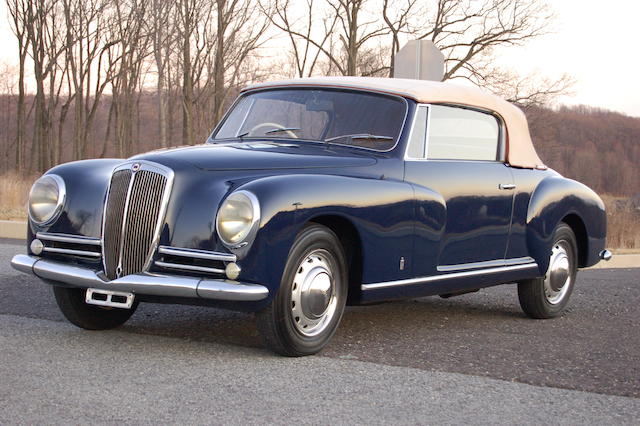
[1,239,639,424]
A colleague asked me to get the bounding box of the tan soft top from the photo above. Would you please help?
[243,76,544,169]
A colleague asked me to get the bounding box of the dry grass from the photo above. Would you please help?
[1,174,638,249]
[602,195,640,250]
[0,172,37,221]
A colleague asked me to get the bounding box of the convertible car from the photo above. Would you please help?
[12,76,611,356]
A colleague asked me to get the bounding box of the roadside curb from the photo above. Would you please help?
[0,220,26,240]
[588,254,640,269]
[0,220,637,268]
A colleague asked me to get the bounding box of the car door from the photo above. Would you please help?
[404,104,515,277]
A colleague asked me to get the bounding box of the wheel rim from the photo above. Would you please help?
[544,240,573,304]
[290,249,337,337]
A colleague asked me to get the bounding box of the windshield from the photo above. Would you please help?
[211,88,407,151]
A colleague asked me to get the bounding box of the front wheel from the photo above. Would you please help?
[257,224,348,356]
[53,286,138,330]
[518,222,578,319]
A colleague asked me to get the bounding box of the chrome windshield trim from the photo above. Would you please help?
[43,247,102,258]
[158,246,237,262]
[209,86,410,154]
[361,263,538,291]
[154,261,225,275]
[36,232,101,246]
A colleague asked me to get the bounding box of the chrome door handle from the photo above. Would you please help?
[499,183,516,190]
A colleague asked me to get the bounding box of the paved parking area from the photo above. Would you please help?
[1,239,639,423]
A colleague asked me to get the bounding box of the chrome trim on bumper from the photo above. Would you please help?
[157,246,237,262]
[10,254,268,302]
[154,260,225,275]
[42,247,102,258]
[35,232,103,258]
[599,250,613,261]
[36,232,101,245]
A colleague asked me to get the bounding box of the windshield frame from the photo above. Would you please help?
[208,86,410,154]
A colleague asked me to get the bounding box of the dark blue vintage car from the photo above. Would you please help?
[12,77,610,356]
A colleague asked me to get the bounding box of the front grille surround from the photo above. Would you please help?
[101,161,174,280]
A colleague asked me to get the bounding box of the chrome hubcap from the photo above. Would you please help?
[544,241,572,304]
[291,250,337,336]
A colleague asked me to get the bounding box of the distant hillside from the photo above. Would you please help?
[527,105,640,197]
[0,95,638,197]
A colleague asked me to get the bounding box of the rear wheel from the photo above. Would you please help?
[257,224,348,356]
[53,286,138,330]
[518,223,578,319]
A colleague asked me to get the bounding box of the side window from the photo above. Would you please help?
[406,105,429,159]
[427,105,500,161]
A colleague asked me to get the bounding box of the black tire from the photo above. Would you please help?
[256,224,348,356]
[518,222,578,319]
[53,286,138,330]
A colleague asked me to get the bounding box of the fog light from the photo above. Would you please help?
[225,262,241,280]
[30,239,44,255]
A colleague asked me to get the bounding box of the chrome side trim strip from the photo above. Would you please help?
[437,257,535,272]
[36,232,101,246]
[43,247,102,258]
[361,263,538,291]
[158,246,236,262]
[154,261,225,275]
[10,254,268,302]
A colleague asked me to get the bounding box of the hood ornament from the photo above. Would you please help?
[131,162,141,172]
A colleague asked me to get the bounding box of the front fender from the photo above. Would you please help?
[236,174,416,301]
[526,176,606,272]
[31,159,123,240]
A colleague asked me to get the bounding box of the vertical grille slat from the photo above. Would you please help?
[103,170,132,279]
[102,164,170,280]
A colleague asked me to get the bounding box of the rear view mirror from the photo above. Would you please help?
[305,98,333,112]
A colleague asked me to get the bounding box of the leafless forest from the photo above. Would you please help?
[0,0,638,247]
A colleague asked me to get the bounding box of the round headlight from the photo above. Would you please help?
[28,175,66,225]
[216,191,260,247]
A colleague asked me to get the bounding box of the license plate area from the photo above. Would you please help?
[85,288,134,309]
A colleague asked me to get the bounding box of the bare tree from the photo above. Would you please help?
[62,0,115,160]
[6,0,31,172]
[211,0,270,122]
[23,0,66,171]
[382,0,416,77]
[269,0,388,76]
[106,0,150,157]
[266,0,338,78]
[149,0,175,148]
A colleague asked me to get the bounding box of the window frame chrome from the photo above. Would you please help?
[403,102,508,163]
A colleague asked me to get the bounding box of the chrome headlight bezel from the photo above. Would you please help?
[215,190,261,250]
[28,174,66,226]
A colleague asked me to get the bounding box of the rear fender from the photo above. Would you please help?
[526,177,606,273]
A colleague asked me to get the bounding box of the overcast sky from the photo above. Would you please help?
[0,0,638,117]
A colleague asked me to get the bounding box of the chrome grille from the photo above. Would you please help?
[120,170,167,277]
[102,163,172,280]
[103,170,132,278]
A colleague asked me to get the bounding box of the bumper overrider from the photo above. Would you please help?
[11,254,269,302]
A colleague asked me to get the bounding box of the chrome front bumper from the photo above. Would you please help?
[11,254,269,302]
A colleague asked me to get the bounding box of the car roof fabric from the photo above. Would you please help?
[243,76,545,169]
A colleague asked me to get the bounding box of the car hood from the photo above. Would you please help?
[133,142,377,171]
